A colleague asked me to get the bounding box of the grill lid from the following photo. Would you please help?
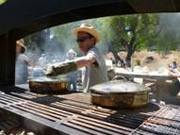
[90,80,150,94]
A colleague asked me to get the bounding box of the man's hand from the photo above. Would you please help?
[45,65,57,76]
[45,62,77,76]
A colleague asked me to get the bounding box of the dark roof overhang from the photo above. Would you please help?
[0,0,180,85]
[1,0,180,39]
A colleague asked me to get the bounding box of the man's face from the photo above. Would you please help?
[68,53,75,59]
[16,44,21,54]
[76,32,95,52]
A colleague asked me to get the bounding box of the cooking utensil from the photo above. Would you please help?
[29,76,70,93]
[90,80,150,108]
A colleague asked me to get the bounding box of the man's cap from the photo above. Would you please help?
[72,23,100,42]
[16,39,27,49]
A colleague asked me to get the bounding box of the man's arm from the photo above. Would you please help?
[169,71,180,77]
[75,55,96,68]
[45,55,96,76]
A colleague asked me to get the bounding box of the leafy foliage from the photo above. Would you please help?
[25,13,180,63]
[0,0,7,5]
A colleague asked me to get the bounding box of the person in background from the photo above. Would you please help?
[45,23,108,93]
[15,39,31,84]
[133,59,143,84]
[168,61,178,71]
[38,53,47,67]
[168,60,180,77]
[66,49,77,91]
[167,61,180,96]
[133,59,142,72]
[172,61,178,69]
[111,57,116,66]
[125,58,131,68]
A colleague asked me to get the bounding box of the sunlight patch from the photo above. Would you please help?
[0,0,7,5]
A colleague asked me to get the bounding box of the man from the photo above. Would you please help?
[66,49,77,91]
[15,39,29,84]
[66,49,77,60]
[46,23,108,92]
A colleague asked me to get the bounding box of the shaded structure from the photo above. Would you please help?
[0,0,180,85]
[1,1,180,134]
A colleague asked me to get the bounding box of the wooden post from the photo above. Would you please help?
[155,79,166,103]
[0,33,16,85]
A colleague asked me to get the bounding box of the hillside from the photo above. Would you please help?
[118,51,180,71]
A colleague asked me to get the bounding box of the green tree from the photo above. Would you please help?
[98,14,159,67]
[25,14,160,66]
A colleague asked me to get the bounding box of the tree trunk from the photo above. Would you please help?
[125,32,136,67]
[109,46,124,66]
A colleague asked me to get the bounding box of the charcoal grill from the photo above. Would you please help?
[0,86,180,135]
[131,105,180,135]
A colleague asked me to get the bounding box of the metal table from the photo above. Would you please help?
[113,68,176,103]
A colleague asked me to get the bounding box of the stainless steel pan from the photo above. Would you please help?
[29,76,70,93]
[90,80,150,108]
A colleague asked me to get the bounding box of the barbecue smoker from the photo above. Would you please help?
[90,80,150,108]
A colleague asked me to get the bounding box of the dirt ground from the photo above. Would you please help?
[106,50,180,101]
[107,50,180,71]
[131,50,180,71]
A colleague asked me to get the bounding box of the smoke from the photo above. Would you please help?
[158,13,180,45]
[15,54,29,84]
[26,30,68,65]
[15,18,111,83]
[16,29,69,83]
[159,13,180,34]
